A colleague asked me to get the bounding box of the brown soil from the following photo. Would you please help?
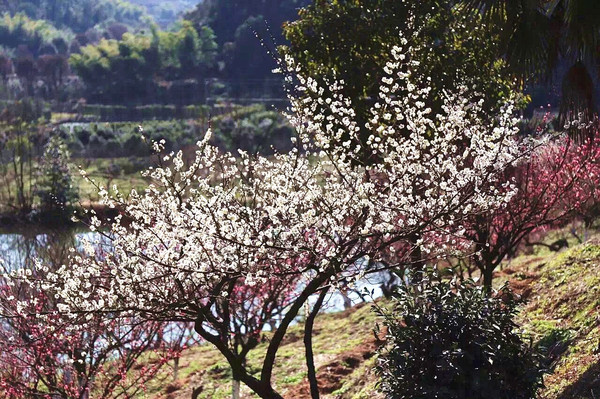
[285,337,378,398]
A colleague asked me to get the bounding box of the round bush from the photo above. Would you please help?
[375,277,545,399]
[74,126,91,146]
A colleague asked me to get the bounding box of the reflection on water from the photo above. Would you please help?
[0,227,106,272]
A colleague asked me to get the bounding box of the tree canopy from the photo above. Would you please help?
[282,0,519,161]
[69,21,217,103]
[0,0,147,33]
[186,0,310,80]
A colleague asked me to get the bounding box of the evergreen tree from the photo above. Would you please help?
[35,135,78,215]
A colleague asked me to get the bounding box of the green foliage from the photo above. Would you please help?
[458,0,600,126]
[58,105,293,157]
[0,115,44,214]
[185,0,310,80]
[154,21,217,79]
[375,277,545,399]
[186,0,307,47]
[127,0,198,29]
[0,13,73,57]
[283,0,514,102]
[0,0,146,33]
[536,328,573,369]
[282,0,520,157]
[0,97,47,123]
[69,33,155,102]
[210,104,294,154]
[62,119,205,158]
[34,135,78,213]
[80,103,208,120]
[69,23,217,102]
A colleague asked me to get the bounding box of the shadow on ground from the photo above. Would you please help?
[557,361,600,399]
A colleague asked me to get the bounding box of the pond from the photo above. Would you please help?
[0,227,103,271]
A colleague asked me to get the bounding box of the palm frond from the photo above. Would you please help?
[505,8,552,84]
[559,61,598,140]
[562,0,600,64]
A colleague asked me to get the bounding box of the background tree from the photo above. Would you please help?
[458,0,600,128]
[36,54,68,98]
[14,56,36,96]
[0,99,45,215]
[185,0,310,81]
[463,132,600,288]
[0,232,180,399]
[0,0,147,34]
[69,24,217,103]
[34,135,78,218]
[282,0,519,161]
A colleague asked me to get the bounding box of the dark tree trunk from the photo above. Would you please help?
[483,267,494,292]
[304,287,329,399]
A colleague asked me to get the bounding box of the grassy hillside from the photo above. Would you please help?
[508,239,600,399]
[142,236,600,399]
[142,302,382,399]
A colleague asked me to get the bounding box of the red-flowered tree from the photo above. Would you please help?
[0,267,183,399]
[0,234,185,399]
[464,130,600,288]
[560,135,600,236]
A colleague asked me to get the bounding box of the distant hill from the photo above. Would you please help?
[0,0,147,33]
[127,0,200,28]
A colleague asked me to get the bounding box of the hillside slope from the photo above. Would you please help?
[145,239,600,399]
[508,240,600,399]
[144,302,382,399]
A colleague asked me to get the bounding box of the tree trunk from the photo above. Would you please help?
[483,267,494,292]
[191,386,203,399]
[194,321,286,399]
[268,319,277,331]
[173,356,180,381]
[409,234,424,284]
[305,288,329,399]
[341,289,352,310]
[232,379,241,399]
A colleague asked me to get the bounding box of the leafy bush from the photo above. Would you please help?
[211,104,294,154]
[536,328,572,369]
[87,134,107,158]
[123,133,150,157]
[375,277,545,399]
[74,126,90,145]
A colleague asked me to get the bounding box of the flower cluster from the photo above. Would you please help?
[0,242,184,399]
[463,129,600,287]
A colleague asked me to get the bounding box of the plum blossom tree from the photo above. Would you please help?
[464,128,600,288]
[0,238,183,399]
[559,135,600,233]
[14,36,528,398]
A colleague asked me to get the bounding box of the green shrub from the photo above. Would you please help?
[536,328,572,369]
[120,157,149,175]
[104,139,122,157]
[35,136,78,214]
[87,134,106,158]
[211,105,293,154]
[375,277,545,399]
[74,126,91,146]
[123,134,150,157]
